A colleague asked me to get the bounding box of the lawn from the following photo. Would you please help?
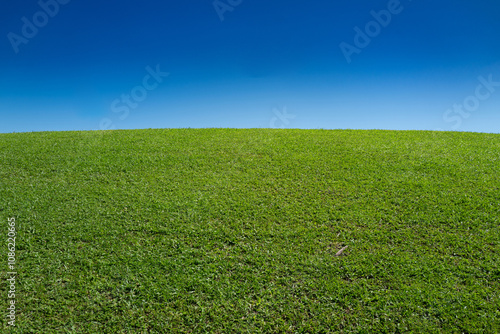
[1,129,499,333]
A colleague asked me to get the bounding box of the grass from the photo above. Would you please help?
[0,128,499,333]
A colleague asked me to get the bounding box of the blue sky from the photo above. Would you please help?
[1,0,500,133]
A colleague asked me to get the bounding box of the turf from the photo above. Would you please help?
[1,129,499,333]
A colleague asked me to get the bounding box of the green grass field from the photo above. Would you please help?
[1,129,499,333]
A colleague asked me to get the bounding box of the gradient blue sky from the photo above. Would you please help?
[1,0,500,133]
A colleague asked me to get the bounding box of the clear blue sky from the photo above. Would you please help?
[1,0,500,133]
